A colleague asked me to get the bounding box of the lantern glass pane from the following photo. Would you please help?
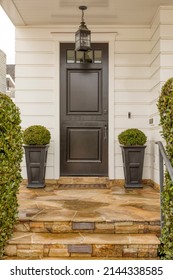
[81,34,90,47]
[75,39,80,51]
[75,31,80,41]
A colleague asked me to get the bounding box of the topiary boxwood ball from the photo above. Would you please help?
[23,125,51,145]
[118,128,147,146]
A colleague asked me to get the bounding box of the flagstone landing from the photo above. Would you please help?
[4,182,161,260]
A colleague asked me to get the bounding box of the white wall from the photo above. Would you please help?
[15,7,173,182]
[149,10,161,184]
[15,28,55,179]
[149,7,173,185]
[115,7,173,184]
[0,49,6,93]
[114,26,151,179]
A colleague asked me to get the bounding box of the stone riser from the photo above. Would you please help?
[5,244,159,259]
[5,233,159,259]
[14,221,161,235]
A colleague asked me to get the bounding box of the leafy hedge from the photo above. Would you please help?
[0,93,23,257]
[157,77,173,259]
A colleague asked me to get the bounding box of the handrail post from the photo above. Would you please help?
[156,141,173,232]
[159,148,164,193]
[158,148,164,229]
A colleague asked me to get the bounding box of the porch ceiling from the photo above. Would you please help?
[1,0,173,26]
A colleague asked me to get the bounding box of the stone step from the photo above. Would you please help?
[14,220,161,235]
[2,256,160,260]
[5,232,160,259]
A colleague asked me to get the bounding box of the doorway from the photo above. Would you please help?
[60,43,108,176]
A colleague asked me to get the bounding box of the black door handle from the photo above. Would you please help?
[104,125,108,140]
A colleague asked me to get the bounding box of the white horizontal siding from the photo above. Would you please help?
[114,53,150,66]
[149,13,160,185]
[114,104,149,116]
[21,115,54,129]
[0,50,6,92]
[115,27,150,40]
[160,25,173,37]
[151,41,160,64]
[114,26,152,180]
[15,77,54,90]
[16,39,54,52]
[15,7,173,183]
[160,54,173,67]
[16,28,53,39]
[16,65,55,78]
[114,118,148,131]
[115,41,151,53]
[157,10,173,184]
[150,56,160,77]
[160,39,173,52]
[151,26,160,47]
[19,103,54,116]
[115,91,149,103]
[115,66,150,79]
[114,79,150,91]
[16,52,54,65]
[160,68,173,80]
[148,7,173,185]
[160,8,173,24]
[15,90,54,103]
[150,70,160,90]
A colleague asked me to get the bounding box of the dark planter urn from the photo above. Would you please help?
[120,145,146,188]
[24,145,49,188]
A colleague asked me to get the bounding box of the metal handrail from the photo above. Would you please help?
[156,141,173,228]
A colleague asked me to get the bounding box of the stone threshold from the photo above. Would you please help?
[21,178,160,190]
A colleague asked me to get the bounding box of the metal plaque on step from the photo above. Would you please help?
[68,244,92,254]
[72,222,95,230]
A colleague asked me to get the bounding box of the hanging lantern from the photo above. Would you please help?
[75,6,91,52]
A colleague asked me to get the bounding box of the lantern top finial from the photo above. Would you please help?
[79,6,87,11]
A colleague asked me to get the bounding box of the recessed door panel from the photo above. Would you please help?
[67,70,101,114]
[67,127,101,162]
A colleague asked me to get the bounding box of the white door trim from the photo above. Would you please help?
[52,32,116,179]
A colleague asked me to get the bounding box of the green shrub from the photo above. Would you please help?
[23,125,51,145]
[157,77,173,259]
[118,128,147,146]
[0,93,23,257]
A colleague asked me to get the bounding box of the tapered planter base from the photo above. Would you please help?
[24,145,49,188]
[124,183,143,189]
[120,145,146,188]
[27,183,45,189]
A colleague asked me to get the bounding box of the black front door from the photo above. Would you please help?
[60,43,108,176]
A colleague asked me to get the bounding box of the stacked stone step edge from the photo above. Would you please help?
[4,219,160,259]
